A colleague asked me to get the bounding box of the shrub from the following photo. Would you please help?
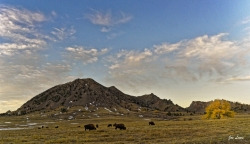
[61,107,68,113]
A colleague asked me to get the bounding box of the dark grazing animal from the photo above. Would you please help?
[149,121,155,125]
[115,124,126,130]
[46,127,49,128]
[107,124,112,127]
[96,124,99,128]
[38,127,41,129]
[78,126,81,127]
[113,123,116,126]
[84,124,96,131]
[42,126,44,128]
[55,126,58,128]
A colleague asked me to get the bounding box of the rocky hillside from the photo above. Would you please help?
[135,94,185,112]
[187,100,250,113]
[16,78,185,115]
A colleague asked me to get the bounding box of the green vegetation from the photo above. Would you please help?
[0,113,250,143]
[60,107,68,113]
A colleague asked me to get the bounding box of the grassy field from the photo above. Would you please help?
[0,112,250,144]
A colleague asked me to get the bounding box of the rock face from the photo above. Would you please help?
[187,100,250,113]
[135,93,185,112]
[227,101,250,112]
[186,101,212,113]
[16,78,185,114]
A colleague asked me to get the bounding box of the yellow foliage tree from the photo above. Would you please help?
[203,99,235,119]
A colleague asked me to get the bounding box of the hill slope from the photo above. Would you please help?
[16,78,185,115]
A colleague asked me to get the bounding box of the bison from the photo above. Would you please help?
[96,124,99,128]
[149,121,155,125]
[84,124,96,131]
[55,126,58,128]
[115,124,126,130]
[107,124,112,127]
[113,123,116,126]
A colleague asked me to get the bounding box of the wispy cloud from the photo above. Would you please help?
[107,32,123,39]
[105,48,159,92]
[114,12,132,25]
[241,16,250,25]
[226,76,250,82]
[154,42,181,54]
[64,46,108,64]
[85,9,132,32]
[51,11,57,17]
[85,10,112,26]
[100,27,111,32]
[51,26,76,40]
[162,33,249,81]
[0,5,50,56]
[0,53,77,112]
[244,26,250,31]
[0,5,79,112]
[108,48,153,69]
[105,33,250,91]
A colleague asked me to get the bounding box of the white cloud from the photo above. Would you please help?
[174,33,248,78]
[0,5,45,25]
[243,26,250,35]
[100,27,111,32]
[51,11,57,17]
[115,12,132,25]
[241,16,250,24]
[64,46,109,64]
[0,53,78,112]
[154,42,181,54]
[108,48,153,69]
[226,76,250,82]
[105,48,159,92]
[0,6,115,113]
[105,33,250,91]
[85,9,132,32]
[126,49,152,63]
[0,5,79,112]
[178,33,233,58]
[0,5,49,56]
[51,26,76,40]
[109,63,120,70]
[244,27,250,31]
[0,43,44,56]
[85,10,112,26]
[107,32,123,39]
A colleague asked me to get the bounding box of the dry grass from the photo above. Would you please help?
[0,113,250,143]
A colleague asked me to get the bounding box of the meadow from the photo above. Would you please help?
[0,113,250,144]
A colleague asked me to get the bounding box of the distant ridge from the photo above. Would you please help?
[187,100,250,113]
[16,78,185,115]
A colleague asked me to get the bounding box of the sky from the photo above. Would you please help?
[1,0,250,113]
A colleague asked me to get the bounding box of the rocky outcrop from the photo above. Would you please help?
[187,100,250,113]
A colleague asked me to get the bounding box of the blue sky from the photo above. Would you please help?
[1,1,250,113]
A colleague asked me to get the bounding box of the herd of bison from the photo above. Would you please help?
[38,121,156,131]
